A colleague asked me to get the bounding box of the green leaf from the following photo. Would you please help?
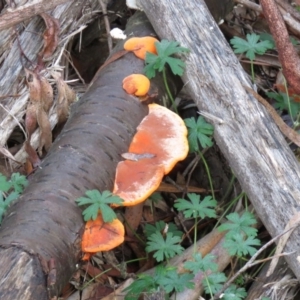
[4,191,19,206]
[222,285,247,300]
[123,264,193,298]
[75,190,123,222]
[259,32,276,49]
[223,233,260,257]
[203,272,227,294]
[174,193,217,219]
[184,253,218,274]
[0,174,12,192]
[260,32,299,47]
[159,268,194,293]
[145,231,184,262]
[230,33,273,61]
[184,117,214,151]
[10,173,28,193]
[218,212,257,238]
[123,273,156,300]
[144,221,183,239]
[266,91,300,118]
[144,40,189,78]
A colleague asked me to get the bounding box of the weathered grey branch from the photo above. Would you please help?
[0,0,72,31]
[0,0,101,149]
[140,0,300,280]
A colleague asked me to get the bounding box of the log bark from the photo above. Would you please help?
[140,0,300,281]
[0,10,181,300]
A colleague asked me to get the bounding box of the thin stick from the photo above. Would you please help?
[98,0,113,53]
[212,225,298,299]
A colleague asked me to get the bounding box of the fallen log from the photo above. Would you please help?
[140,0,300,280]
[0,10,181,300]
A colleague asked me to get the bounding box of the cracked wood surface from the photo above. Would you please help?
[140,0,300,280]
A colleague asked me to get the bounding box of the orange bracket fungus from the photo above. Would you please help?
[113,103,189,206]
[122,74,150,96]
[123,36,158,60]
[81,212,124,260]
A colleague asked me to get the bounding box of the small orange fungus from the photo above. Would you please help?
[113,104,189,206]
[82,212,124,260]
[124,36,158,59]
[122,74,150,96]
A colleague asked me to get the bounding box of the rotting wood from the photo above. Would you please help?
[0,0,72,31]
[0,10,182,300]
[246,258,299,300]
[0,0,125,164]
[0,0,101,148]
[140,0,300,281]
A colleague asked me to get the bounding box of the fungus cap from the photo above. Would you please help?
[113,104,189,206]
[122,74,150,96]
[82,212,124,260]
[124,36,158,59]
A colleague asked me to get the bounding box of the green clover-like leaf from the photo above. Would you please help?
[76,190,123,222]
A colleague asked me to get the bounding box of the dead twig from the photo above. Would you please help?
[212,225,298,299]
[98,0,113,53]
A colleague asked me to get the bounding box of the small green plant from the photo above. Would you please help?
[222,285,248,300]
[0,172,28,223]
[175,193,217,253]
[75,190,123,222]
[230,33,273,82]
[219,212,260,257]
[145,231,184,262]
[144,39,189,112]
[124,264,194,300]
[184,253,248,299]
[219,212,258,238]
[144,220,183,239]
[223,233,261,257]
[174,193,217,219]
[266,91,300,119]
[125,208,258,299]
[184,115,216,200]
[184,116,214,151]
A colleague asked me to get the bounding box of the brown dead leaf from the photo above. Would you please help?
[52,72,76,124]
[37,109,52,156]
[25,68,53,156]
[25,141,41,168]
[40,76,53,112]
[40,13,60,60]
[25,69,41,103]
[25,102,37,140]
